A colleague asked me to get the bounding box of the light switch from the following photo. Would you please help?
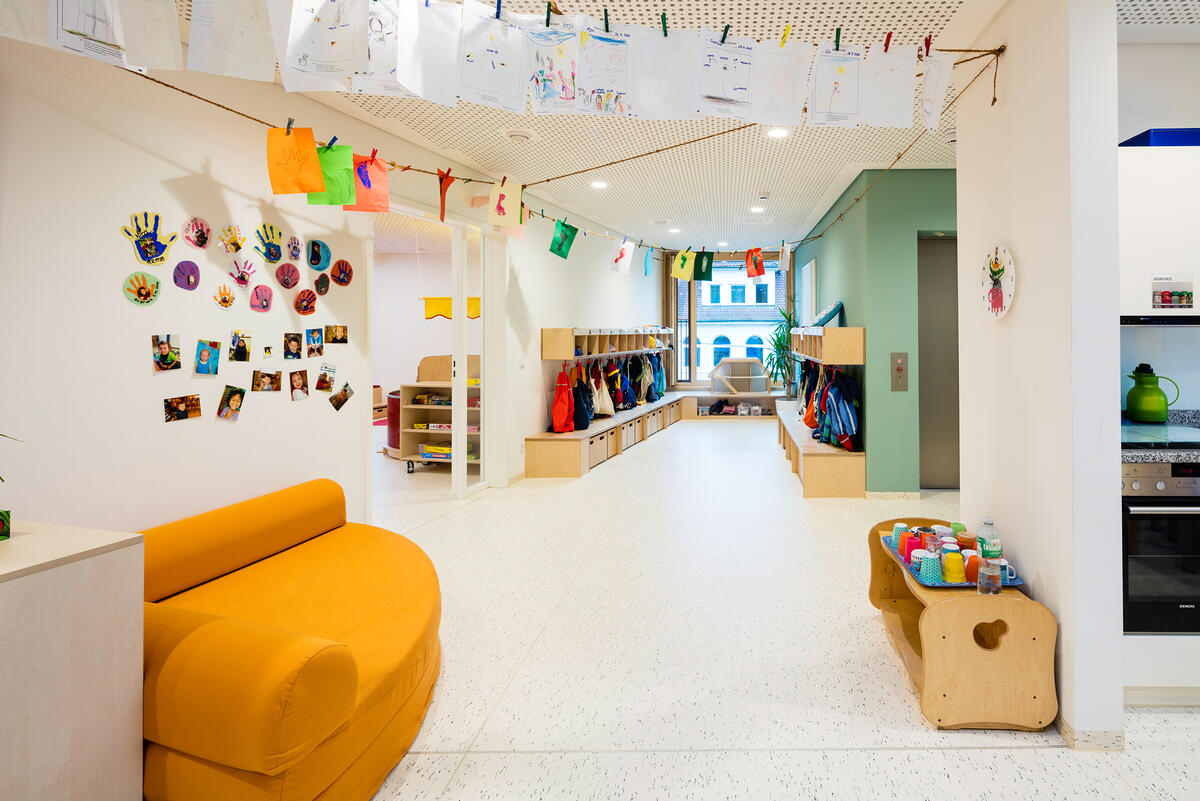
[891,352,908,391]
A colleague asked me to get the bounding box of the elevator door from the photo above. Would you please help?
[918,238,960,489]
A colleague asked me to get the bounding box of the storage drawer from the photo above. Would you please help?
[588,434,607,468]
[606,429,619,457]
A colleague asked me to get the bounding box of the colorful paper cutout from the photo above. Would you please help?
[183,217,211,249]
[331,259,353,286]
[253,223,284,262]
[611,238,634,274]
[488,179,522,226]
[315,273,331,295]
[693,250,714,281]
[121,212,177,266]
[229,260,255,287]
[275,263,300,289]
[422,297,481,320]
[173,260,200,290]
[294,289,318,315]
[267,126,327,194]
[307,144,355,205]
[286,236,302,259]
[670,249,695,280]
[306,239,332,271]
[437,168,455,222]
[643,246,655,277]
[123,271,161,305]
[213,284,235,308]
[745,247,765,278]
[329,381,354,411]
[344,153,389,212]
[218,224,244,254]
[250,284,273,312]
[216,385,246,422]
[550,219,578,260]
[164,394,202,422]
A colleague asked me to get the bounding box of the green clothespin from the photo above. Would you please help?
[604,8,609,32]
[661,12,667,37]
[720,24,730,44]
[545,1,550,26]
[835,27,841,51]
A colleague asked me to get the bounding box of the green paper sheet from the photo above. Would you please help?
[550,219,579,259]
[307,145,355,205]
[693,251,714,281]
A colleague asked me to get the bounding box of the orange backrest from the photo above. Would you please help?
[142,479,347,602]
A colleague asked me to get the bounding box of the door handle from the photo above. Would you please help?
[1127,507,1200,515]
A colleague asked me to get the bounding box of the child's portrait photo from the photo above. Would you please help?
[284,333,303,359]
[216,385,245,421]
[306,327,323,357]
[194,340,221,375]
[252,370,281,392]
[325,324,349,344]
[315,363,335,392]
[290,370,309,401]
[229,330,252,362]
[329,382,354,411]
[163,394,201,422]
[152,334,182,372]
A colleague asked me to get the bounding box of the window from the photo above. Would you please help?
[800,259,816,325]
[755,283,769,304]
[710,284,721,304]
[731,285,746,304]
[713,335,731,365]
[746,335,764,362]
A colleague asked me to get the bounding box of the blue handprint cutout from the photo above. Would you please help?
[331,259,353,287]
[287,236,302,260]
[120,211,177,266]
[254,224,283,263]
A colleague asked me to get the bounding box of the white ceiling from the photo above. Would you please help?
[374,212,453,253]
[168,0,1198,250]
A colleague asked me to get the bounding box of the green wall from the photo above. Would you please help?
[793,169,957,492]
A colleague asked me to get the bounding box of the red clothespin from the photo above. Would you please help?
[369,148,378,164]
[884,32,892,53]
[924,35,932,56]
[500,176,507,186]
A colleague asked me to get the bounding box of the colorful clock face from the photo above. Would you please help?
[981,245,1015,319]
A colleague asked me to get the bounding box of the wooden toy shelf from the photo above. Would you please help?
[790,326,865,365]
[541,327,675,362]
[776,400,864,497]
[868,518,1058,731]
[385,381,481,473]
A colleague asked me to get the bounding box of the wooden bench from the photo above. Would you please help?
[524,393,684,478]
[868,518,1058,731]
[776,400,866,497]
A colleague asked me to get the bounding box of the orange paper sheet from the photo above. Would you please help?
[267,127,326,194]
[344,153,390,212]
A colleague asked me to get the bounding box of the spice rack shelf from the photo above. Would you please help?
[790,326,865,365]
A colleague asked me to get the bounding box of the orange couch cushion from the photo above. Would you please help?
[142,479,346,602]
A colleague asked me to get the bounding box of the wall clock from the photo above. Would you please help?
[982,245,1015,319]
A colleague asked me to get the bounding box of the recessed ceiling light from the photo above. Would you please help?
[718,242,729,247]
[668,228,681,234]
[750,206,764,214]
[502,128,538,143]
[767,127,789,139]
[590,180,608,189]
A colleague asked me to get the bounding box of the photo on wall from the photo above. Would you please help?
[315,363,336,392]
[163,394,202,422]
[252,370,282,392]
[325,324,349,344]
[329,382,354,411]
[263,346,274,359]
[216,385,246,422]
[194,340,221,375]
[1152,273,1194,309]
[307,327,324,357]
[152,334,182,372]
[229,330,252,362]
[284,333,303,359]
[290,370,309,400]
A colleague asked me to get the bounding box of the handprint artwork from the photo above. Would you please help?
[266,126,326,194]
[275,263,301,289]
[218,225,245,254]
[306,239,332,272]
[173,260,200,290]
[183,217,211,249]
[229,260,256,287]
[331,259,353,287]
[120,212,177,266]
[250,284,274,312]
[123,272,161,305]
[254,224,284,263]
[307,144,355,206]
[294,289,318,315]
[315,273,331,295]
[213,284,236,308]
[287,236,302,259]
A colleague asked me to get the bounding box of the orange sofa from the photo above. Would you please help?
[140,479,441,801]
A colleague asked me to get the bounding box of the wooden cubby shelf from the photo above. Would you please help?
[541,327,675,362]
[790,326,865,365]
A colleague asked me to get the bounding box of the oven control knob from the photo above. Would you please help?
[1131,481,1142,491]
[1156,481,1167,491]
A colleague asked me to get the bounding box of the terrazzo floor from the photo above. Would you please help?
[370,421,1199,800]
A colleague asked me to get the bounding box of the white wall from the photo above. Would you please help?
[1118,44,1200,143]
[0,38,497,528]
[504,218,663,479]
[956,0,1123,742]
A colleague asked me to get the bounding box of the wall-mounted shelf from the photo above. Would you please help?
[790,326,865,365]
[541,327,675,361]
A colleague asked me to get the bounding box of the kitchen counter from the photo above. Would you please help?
[1122,410,1200,461]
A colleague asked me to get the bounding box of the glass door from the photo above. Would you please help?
[449,226,486,498]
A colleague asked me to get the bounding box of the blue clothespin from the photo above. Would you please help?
[324,136,337,151]
[495,0,501,19]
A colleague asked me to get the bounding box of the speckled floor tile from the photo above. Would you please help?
[372,753,462,800]
[1107,707,1200,800]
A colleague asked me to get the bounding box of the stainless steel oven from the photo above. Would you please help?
[1123,463,1200,633]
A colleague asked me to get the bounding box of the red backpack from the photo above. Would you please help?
[551,364,575,433]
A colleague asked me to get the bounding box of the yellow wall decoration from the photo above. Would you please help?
[422,297,481,320]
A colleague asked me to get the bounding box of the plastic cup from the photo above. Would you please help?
[965,555,981,583]
[919,554,943,584]
[943,552,967,583]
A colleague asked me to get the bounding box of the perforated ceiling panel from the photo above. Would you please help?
[374,212,452,253]
[1118,1,1200,25]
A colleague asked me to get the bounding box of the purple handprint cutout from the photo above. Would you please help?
[275,262,300,289]
[331,259,353,287]
[286,236,302,260]
[173,260,200,290]
[250,284,274,312]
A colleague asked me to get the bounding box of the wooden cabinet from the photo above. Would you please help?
[790,326,865,365]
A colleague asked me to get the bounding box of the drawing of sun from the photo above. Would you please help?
[837,66,845,74]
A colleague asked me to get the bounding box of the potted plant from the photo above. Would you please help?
[765,308,800,399]
[1,432,19,541]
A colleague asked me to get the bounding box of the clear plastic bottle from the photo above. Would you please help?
[976,517,1003,595]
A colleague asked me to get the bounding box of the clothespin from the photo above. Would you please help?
[495,0,501,20]
[924,35,932,56]
[369,148,378,164]
[324,136,338,151]
[781,24,791,47]
[834,28,841,51]
[661,12,667,37]
[884,31,892,52]
[285,117,294,135]
[500,176,507,186]
[545,1,550,26]
[720,24,730,44]
[603,8,609,32]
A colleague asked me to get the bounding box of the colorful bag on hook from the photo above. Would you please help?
[551,364,574,433]
[591,362,615,417]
